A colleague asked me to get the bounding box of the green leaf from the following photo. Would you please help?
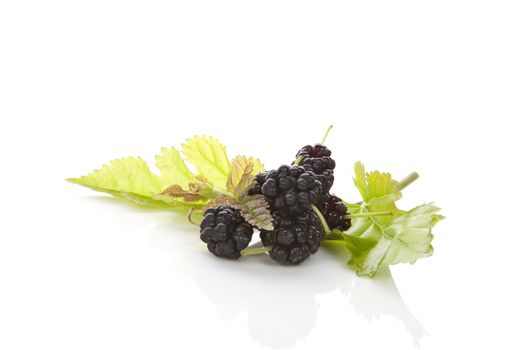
[68,157,165,201]
[69,157,164,194]
[320,162,445,277]
[353,161,401,227]
[181,136,231,189]
[155,147,195,189]
[233,192,273,231]
[226,155,264,198]
[68,138,266,212]
[346,203,441,277]
[68,154,196,209]
[354,161,401,215]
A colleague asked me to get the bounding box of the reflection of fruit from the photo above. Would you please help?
[260,210,323,264]
[321,194,351,231]
[199,206,254,259]
[180,248,354,349]
[249,165,323,214]
[144,215,423,349]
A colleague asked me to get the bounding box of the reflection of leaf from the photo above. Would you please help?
[181,136,231,189]
[227,156,264,198]
[233,192,273,231]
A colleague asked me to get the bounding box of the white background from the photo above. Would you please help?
[1,1,524,349]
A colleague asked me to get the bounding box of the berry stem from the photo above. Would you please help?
[241,243,272,256]
[311,204,331,236]
[347,211,392,219]
[321,124,334,145]
[187,207,200,226]
[398,172,419,191]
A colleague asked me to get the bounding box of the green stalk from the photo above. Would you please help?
[321,124,334,145]
[241,246,272,256]
[311,204,331,236]
[347,211,392,219]
[398,172,419,191]
[241,242,272,256]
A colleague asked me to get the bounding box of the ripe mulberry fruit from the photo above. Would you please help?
[321,194,351,231]
[200,206,254,259]
[249,165,323,214]
[302,164,334,204]
[296,144,336,174]
[296,144,336,202]
[260,210,324,264]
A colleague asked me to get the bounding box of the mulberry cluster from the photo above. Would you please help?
[199,139,351,265]
[200,206,254,259]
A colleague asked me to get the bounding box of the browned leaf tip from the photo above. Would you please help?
[161,184,205,202]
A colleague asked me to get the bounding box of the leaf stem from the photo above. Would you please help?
[398,172,419,191]
[347,211,392,219]
[321,124,334,145]
[311,204,331,236]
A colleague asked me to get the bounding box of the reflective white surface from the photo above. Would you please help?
[1,1,525,348]
[142,206,426,348]
[2,187,522,349]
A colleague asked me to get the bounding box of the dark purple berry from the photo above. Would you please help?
[249,165,323,214]
[260,210,324,265]
[296,144,336,174]
[295,144,336,203]
[321,194,351,231]
[200,206,254,259]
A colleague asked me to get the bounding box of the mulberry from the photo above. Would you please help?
[296,144,335,174]
[321,194,351,231]
[260,210,323,264]
[249,165,323,214]
[200,206,254,259]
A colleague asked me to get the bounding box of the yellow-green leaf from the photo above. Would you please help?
[69,157,164,196]
[181,136,231,189]
[68,149,198,209]
[227,155,264,198]
[155,147,195,189]
[354,161,400,204]
[346,203,441,277]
